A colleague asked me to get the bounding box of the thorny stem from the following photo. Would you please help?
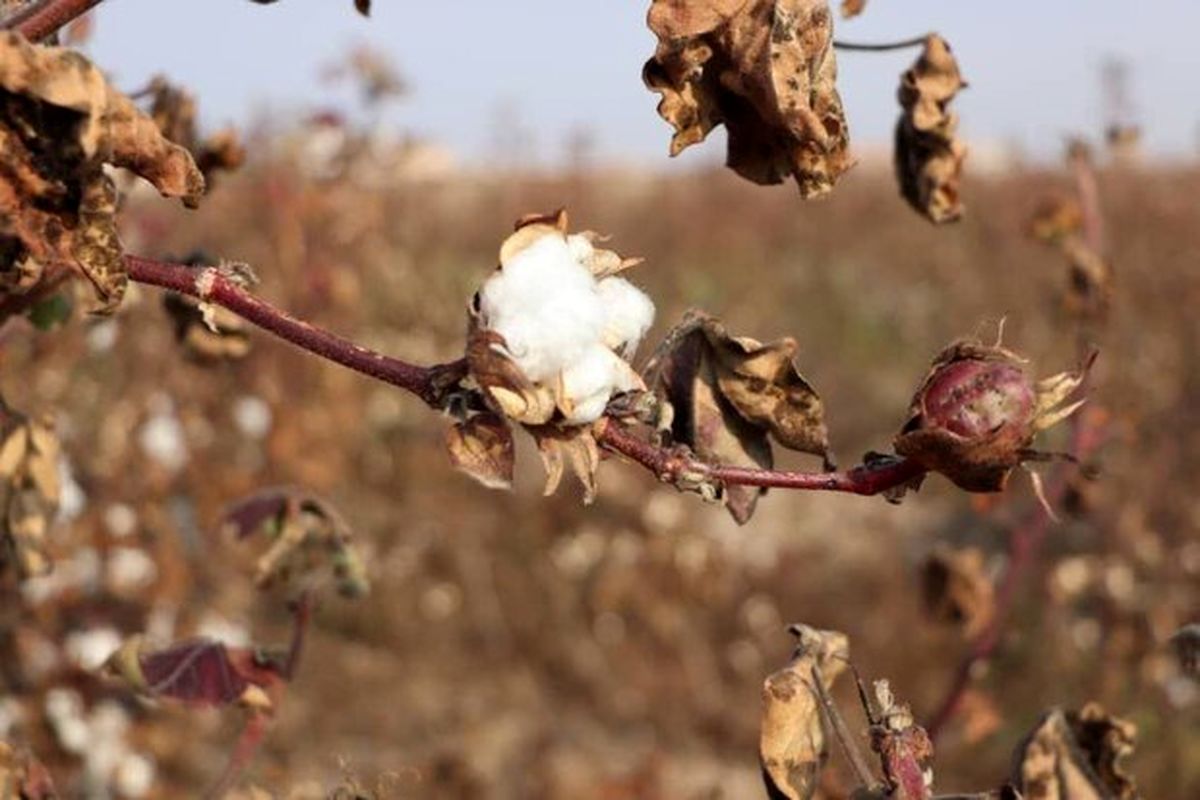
[833,34,931,52]
[0,0,103,40]
[596,419,927,495]
[126,255,928,496]
[124,255,468,408]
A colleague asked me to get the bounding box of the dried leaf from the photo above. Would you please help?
[221,487,369,599]
[894,35,967,223]
[759,624,849,800]
[840,0,866,18]
[1012,704,1139,800]
[145,76,246,186]
[0,32,204,311]
[920,545,995,637]
[644,0,851,198]
[0,397,60,580]
[445,412,515,491]
[0,741,57,799]
[649,312,829,522]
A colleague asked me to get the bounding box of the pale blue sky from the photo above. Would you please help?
[86,1,1200,166]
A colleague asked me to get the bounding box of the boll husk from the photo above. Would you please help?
[469,211,654,427]
[895,340,1090,492]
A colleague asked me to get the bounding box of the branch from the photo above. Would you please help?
[129,255,925,496]
[833,34,931,52]
[596,420,926,496]
[1,0,103,40]
[124,255,467,408]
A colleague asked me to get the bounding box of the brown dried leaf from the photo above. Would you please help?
[1012,704,1139,800]
[1170,624,1200,678]
[760,624,849,800]
[702,316,831,462]
[644,0,852,198]
[0,32,205,311]
[466,317,557,426]
[840,0,866,18]
[528,424,601,503]
[145,77,245,186]
[894,35,966,223]
[445,412,515,491]
[920,545,995,638]
[0,397,60,580]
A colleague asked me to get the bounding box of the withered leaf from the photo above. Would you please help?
[0,397,60,580]
[894,35,966,223]
[445,412,515,491]
[920,545,995,638]
[0,32,204,312]
[221,487,368,599]
[644,0,852,198]
[760,624,848,800]
[1170,624,1200,678]
[649,312,829,523]
[1012,704,1138,800]
[145,76,246,186]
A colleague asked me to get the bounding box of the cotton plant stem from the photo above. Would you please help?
[1,0,103,40]
[127,254,928,496]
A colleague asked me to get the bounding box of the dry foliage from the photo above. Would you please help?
[648,311,831,522]
[0,32,204,312]
[0,741,56,799]
[644,0,851,198]
[144,76,246,186]
[0,396,60,580]
[920,545,995,638]
[1012,703,1139,799]
[894,35,966,223]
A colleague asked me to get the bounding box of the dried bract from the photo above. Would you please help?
[1012,703,1138,800]
[0,33,204,312]
[445,411,515,491]
[649,311,830,522]
[0,397,60,580]
[759,624,849,800]
[894,35,967,223]
[644,0,851,198]
[894,340,1090,492]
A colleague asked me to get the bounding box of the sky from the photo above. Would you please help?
[83,1,1200,167]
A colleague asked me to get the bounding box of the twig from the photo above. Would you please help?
[596,420,926,495]
[833,34,931,52]
[124,255,468,409]
[1,0,103,40]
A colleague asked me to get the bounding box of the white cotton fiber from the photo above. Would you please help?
[479,231,656,424]
[597,276,656,356]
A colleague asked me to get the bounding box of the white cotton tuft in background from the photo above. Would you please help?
[478,232,655,423]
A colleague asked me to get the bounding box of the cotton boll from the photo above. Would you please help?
[559,344,644,424]
[480,235,607,382]
[597,277,656,357]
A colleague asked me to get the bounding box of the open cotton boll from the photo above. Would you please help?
[480,235,607,382]
[597,276,656,356]
[559,344,644,424]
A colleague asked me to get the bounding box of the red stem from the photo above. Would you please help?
[125,255,467,408]
[1,0,103,40]
[597,420,926,495]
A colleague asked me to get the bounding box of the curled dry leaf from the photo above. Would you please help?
[144,76,246,186]
[0,32,205,312]
[0,397,60,580]
[920,545,995,638]
[1012,703,1138,800]
[894,35,967,223]
[759,624,849,800]
[221,487,369,599]
[644,0,851,198]
[894,339,1091,492]
[0,741,56,799]
[1028,195,1112,324]
[445,411,515,491]
[648,311,830,523]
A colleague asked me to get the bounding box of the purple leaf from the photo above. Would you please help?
[139,638,250,706]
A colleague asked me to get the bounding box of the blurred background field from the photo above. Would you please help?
[2,125,1198,796]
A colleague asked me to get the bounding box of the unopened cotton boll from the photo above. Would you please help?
[597,276,655,356]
